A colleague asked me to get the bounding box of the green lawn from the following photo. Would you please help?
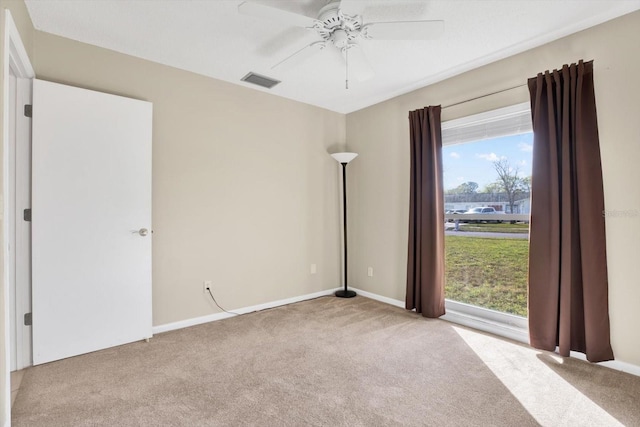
[445,235,528,317]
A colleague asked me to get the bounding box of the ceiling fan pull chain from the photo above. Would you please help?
[345,46,349,90]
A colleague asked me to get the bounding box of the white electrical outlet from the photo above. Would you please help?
[367,267,373,277]
[203,280,212,293]
[310,264,317,275]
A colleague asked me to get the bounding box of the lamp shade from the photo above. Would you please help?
[331,152,358,164]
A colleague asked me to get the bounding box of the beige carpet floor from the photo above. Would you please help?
[12,296,640,426]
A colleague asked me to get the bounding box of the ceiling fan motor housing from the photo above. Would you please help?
[315,2,362,49]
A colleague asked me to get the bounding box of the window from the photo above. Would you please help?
[441,103,532,342]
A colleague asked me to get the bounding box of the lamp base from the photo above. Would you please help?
[335,289,357,298]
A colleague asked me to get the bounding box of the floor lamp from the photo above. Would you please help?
[331,152,358,298]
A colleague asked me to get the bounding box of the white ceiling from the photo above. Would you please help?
[24,0,640,114]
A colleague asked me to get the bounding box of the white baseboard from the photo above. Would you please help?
[350,287,640,377]
[349,287,405,308]
[152,288,340,334]
[567,351,640,377]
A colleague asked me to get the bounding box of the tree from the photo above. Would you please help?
[492,160,527,213]
[447,181,478,195]
[482,182,502,194]
[521,176,532,194]
[458,181,479,194]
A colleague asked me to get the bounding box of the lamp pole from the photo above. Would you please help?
[331,152,358,298]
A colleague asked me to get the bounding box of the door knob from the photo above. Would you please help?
[132,228,149,237]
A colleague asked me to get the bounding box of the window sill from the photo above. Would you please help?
[441,299,529,344]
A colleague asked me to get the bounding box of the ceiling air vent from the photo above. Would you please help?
[240,72,281,89]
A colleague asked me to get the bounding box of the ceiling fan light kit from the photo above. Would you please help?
[238,0,444,89]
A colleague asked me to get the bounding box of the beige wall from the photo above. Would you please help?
[0,0,34,421]
[346,10,640,366]
[33,32,346,326]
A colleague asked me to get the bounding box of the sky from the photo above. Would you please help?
[442,132,534,191]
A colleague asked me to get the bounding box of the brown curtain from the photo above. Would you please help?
[406,106,445,318]
[528,60,614,362]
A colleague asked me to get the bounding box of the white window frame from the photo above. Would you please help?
[440,102,532,344]
[442,102,532,145]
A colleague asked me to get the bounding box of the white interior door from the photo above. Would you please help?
[32,79,152,365]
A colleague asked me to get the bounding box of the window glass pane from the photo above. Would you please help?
[443,131,532,317]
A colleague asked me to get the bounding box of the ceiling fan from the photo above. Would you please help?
[238,0,444,88]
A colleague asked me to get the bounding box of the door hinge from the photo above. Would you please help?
[24,312,32,326]
[24,104,32,118]
[23,208,31,222]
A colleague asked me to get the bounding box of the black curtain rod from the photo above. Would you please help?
[442,83,528,110]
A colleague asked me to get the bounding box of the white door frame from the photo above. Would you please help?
[3,8,34,422]
[11,72,32,371]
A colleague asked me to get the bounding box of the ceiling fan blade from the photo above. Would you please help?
[363,20,444,40]
[238,1,317,28]
[339,0,367,17]
[344,44,375,82]
[272,41,325,71]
